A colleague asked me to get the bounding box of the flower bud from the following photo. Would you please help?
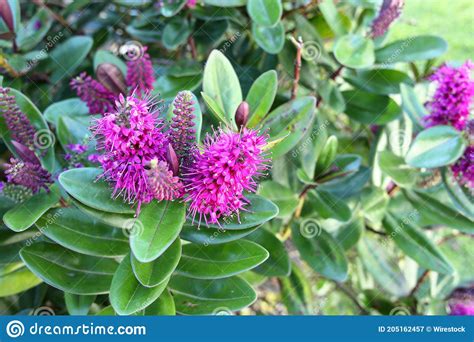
[96,63,127,95]
[235,101,249,129]
[0,1,15,32]
[165,143,179,176]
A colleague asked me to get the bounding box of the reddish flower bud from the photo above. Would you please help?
[0,1,15,32]
[235,101,249,129]
[96,63,127,95]
[165,143,179,176]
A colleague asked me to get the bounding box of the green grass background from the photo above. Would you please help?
[388,0,474,61]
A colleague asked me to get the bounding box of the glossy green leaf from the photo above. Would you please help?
[279,262,312,315]
[258,181,298,219]
[247,0,282,27]
[4,188,60,232]
[162,18,192,50]
[43,98,89,126]
[342,90,401,124]
[361,187,389,225]
[180,225,259,245]
[405,125,466,168]
[130,201,185,263]
[247,228,290,276]
[298,117,329,178]
[344,69,413,95]
[110,253,169,315]
[131,238,181,287]
[203,0,246,6]
[442,169,474,220]
[187,194,278,230]
[291,221,348,282]
[314,135,338,176]
[375,36,448,64]
[246,70,278,128]
[202,50,242,127]
[399,84,427,129]
[20,242,118,295]
[378,150,417,187]
[334,216,364,250]
[143,289,176,315]
[0,263,42,297]
[153,74,202,101]
[16,8,52,51]
[383,213,454,274]
[72,198,132,228]
[334,34,374,69]
[38,208,129,257]
[252,22,285,54]
[318,0,347,36]
[307,189,351,222]
[403,190,474,233]
[160,0,186,16]
[93,50,127,76]
[64,293,96,315]
[59,168,134,214]
[176,240,268,279]
[170,275,256,315]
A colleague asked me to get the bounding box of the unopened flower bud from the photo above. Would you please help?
[96,63,127,95]
[0,1,15,32]
[235,101,249,129]
[166,143,179,176]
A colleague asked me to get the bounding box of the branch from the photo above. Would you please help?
[290,36,303,100]
[334,282,369,315]
[409,270,430,297]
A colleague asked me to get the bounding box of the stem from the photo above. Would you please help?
[334,282,369,315]
[365,225,388,236]
[188,36,197,60]
[409,270,430,297]
[33,0,72,32]
[290,36,303,100]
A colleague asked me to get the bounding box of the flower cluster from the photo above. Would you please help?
[5,157,52,194]
[371,0,404,37]
[451,146,473,189]
[425,61,474,130]
[70,72,116,115]
[184,128,269,225]
[126,46,155,96]
[92,92,269,222]
[0,87,36,148]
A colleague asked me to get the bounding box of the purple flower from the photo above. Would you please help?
[184,128,269,225]
[91,93,168,213]
[0,87,36,149]
[371,0,404,37]
[33,20,42,30]
[5,157,52,194]
[425,61,474,130]
[451,146,473,189]
[71,72,116,115]
[126,46,155,96]
[146,158,183,201]
[168,91,197,164]
[450,302,474,316]
[67,143,88,154]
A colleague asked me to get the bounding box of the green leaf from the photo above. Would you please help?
[403,190,474,233]
[442,169,474,220]
[261,96,316,158]
[342,90,401,124]
[180,225,259,245]
[0,263,42,297]
[344,69,413,95]
[16,8,52,51]
[130,201,185,263]
[47,36,93,82]
[319,0,347,36]
[187,194,278,230]
[177,240,268,279]
[202,50,242,127]
[405,125,466,168]
[298,117,329,178]
[59,168,134,214]
[71,198,132,228]
[307,189,351,222]
[4,188,60,232]
[383,213,454,275]
[357,236,410,297]
[110,253,169,315]
[375,36,448,64]
[57,115,93,149]
[247,228,290,276]
[160,0,186,16]
[399,84,427,129]
[246,70,278,128]
[291,220,348,282]
[203,0,246,6]
[64,293,96,315]
[170,275,256,315]
[247,0,282,27]
[93,50,127,76]
[314,135,338,176]
[252,22,285,54]
[38,208,129,257]
[153,74,202,101]
[334,34,374,69]
[20,242,118,295]
[143,289,176,315]
[131,238,181,287]
[334,216,364,250]
[279,262,312,314]
[43,98,89,126]
[378,151,417,187]
[361,187,389,226]
[162,18,192,50]
[258,181,298,219]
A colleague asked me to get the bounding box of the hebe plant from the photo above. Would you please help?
[0,0,472,316]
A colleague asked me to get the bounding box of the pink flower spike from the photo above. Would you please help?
[126,46,155,96]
